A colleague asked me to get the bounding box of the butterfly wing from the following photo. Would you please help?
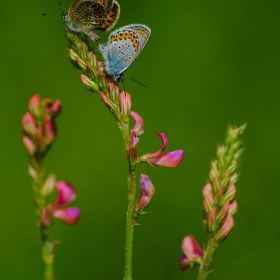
[103,24,151,79]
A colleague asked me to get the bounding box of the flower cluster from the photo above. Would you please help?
[41,180,81,228]
[22,94,61,159]
[180,124,246,274]
[22,94,81,228]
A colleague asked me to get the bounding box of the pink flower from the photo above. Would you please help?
[40,181,81,228]
[129,111,144,150]
[180,235,203,270]
[138,132,184,168]
[136,174,155,212]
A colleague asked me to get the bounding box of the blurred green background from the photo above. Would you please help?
[1,0,280,279]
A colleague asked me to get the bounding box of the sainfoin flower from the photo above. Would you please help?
[40,181,81,228]
[135,174,155,212]
[138,132,184,168]
[180,235,204,270]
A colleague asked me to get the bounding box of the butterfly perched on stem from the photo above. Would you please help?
[99,24,151,82]
[63,0,120,41]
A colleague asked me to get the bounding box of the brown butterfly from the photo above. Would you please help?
[63,0,120,41]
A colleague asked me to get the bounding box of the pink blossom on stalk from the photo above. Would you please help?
[48,100,61,119]
[180,235,203,270]
[138,132,184,168]
[40,181,81,228]
[135,174,155,212]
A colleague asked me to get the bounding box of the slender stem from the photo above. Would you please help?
[31,161,55,280]
[124,169,136,280]
[197,237,217,280]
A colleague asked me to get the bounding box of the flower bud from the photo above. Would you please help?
[80,74,100,92]
[119,91,132,116]
[42,174,56,197]
[180,235,203,270]
[228,200,238,215]
[216,214,234,242]
[136,174,155,212]
[22,112,37,137]
[203,192,214,213]
[28,94,41,118]
[207,207,217,233]
[43,119,56,146]
[22,133,35,155]
[202,183,212,197]
[216,200,229,224]
[222,184,237,204]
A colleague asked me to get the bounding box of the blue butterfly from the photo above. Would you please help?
[99,24,151,82]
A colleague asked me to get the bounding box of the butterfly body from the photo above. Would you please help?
[63,0,120,41]
[99,24,151,82]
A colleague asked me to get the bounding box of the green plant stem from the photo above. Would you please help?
[31,161,55,280]
[124,169,136,280]
[197,237,217,280]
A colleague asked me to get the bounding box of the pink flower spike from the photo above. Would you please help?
[54,181,77,208]
[130,111,144,136]
[136,174,155,211]
[180,235,203,270]
[52,208,81,225]
[28,94,41,117]
[149,150,184,168]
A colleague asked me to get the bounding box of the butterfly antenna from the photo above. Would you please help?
[59,2,67,12]
[126,76,148,88]
[41,12,61,16]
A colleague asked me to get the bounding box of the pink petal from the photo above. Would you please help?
[181,235,203,259]
[54,181,77,208]
[140,132,168,159]
[149,150,184,168]
[52,208,81,225]
[130,111,144,136]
